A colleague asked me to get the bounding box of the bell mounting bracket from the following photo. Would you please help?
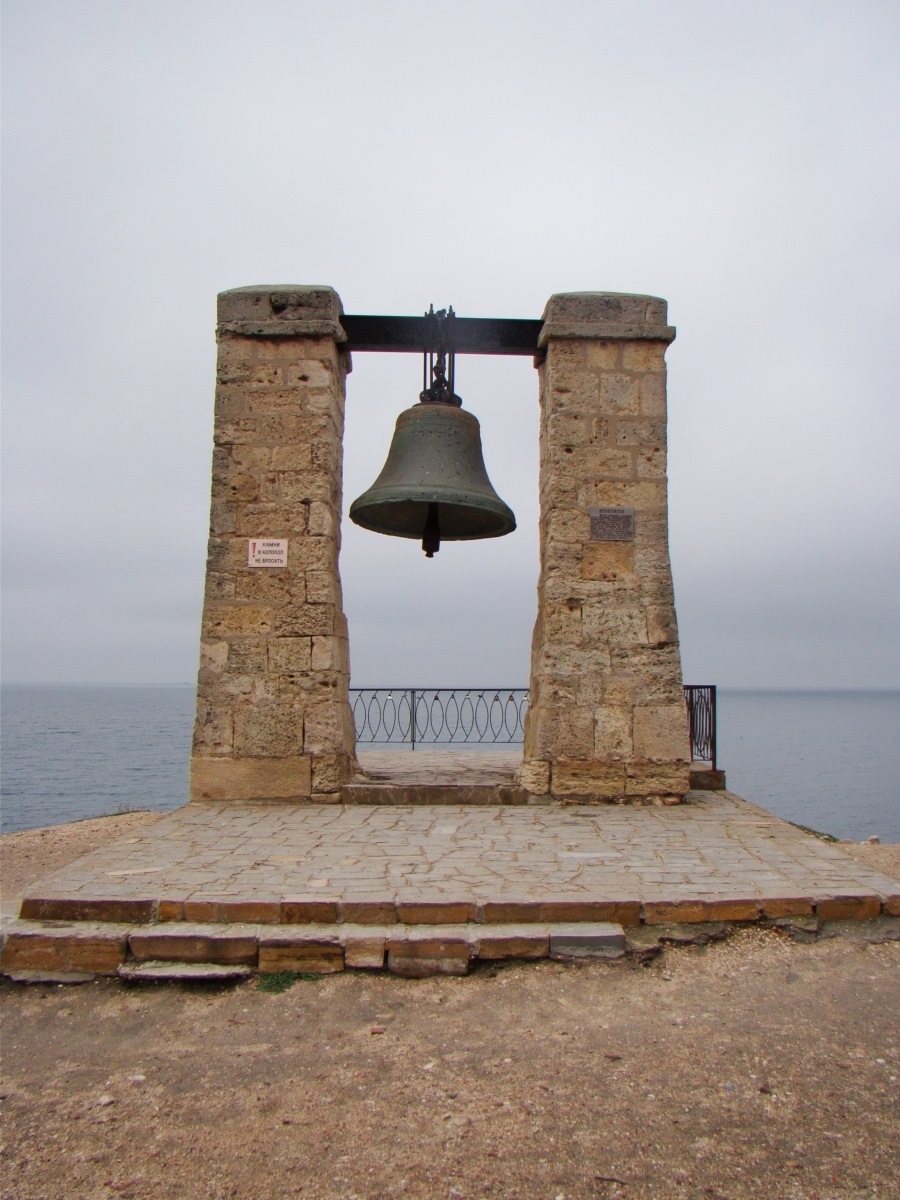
[419,305,461,407]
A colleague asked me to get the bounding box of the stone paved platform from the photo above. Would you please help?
[12,790,900,927]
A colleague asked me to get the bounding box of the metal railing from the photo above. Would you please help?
[350,688,528,748]
[350,685,717,765]
[683,685,717,769]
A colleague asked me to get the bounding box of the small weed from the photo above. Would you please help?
[789,820,839,842]
[257,970,322,994]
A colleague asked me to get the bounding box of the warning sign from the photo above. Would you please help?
[248,539,288,568]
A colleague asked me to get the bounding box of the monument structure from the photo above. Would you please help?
[190,286,691,806]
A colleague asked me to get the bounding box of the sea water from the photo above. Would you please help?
[1,685,897,840]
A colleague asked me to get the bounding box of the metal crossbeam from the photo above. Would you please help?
[341,314,543,356]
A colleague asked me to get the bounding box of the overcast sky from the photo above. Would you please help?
[2,0,898,689]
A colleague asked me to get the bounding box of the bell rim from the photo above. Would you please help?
[349,491,516,541]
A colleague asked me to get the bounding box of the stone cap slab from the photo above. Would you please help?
[217,284,346,340]
[539,291,675,348]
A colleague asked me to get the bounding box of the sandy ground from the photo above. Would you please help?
[1,815,899,1200]
[0,813,165,904]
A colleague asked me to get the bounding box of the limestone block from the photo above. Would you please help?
[228,642,268,673]
[234,503,309,537]
[815,896,882,921]
[582,604,648,646]
[540,337,587,374]
[529,706,595,759]
[581,542,634,581]
[307,501,336,537]
[633,705,691,761]
[547,412,592,445]
[258,943,344,974]
[594,706,634,759]
[273,604,334,637]
[386,937,471,978]
[577,448,635,480]
[551,761,627,799]
[543,292,669,330]
[761,898,815,918]
[543,602,583,644]
[517,758,550,794]
[271,445,313,471]
[343,935,386,969]
[311,750,354,793]
[311,635,348,672]
[129,925,258,966]
[1,922,130,975]
[190,754,312,801]
[304,701,352,755]
[239,574,306,608]
[638,374,667,417]
[339,901,397,925]
[546,510,591,542]
[204,603,272,639]
[277,471,334,504]
[477,929,549,960]
[288,537,336,574]
[217,284,344,332]
[611,646,685,705]
[624,761,691,796]
[233,703,302,757]
[203,572,236,600]
[396,901,478,924]
[192,701,234,755]
[209,500,237,536]
[579,480,666,511]
[585,341,621,370]
[20,897,155,922]
[590,416,611,443]
[635,448,667,479]
[305,570,342,605]
[615,419,667,447]
[214,417,258,446]
[200,641,229,671]
[646,605,679,645]
[529,676,578,707]
[549,923,627,959]
[225,473,261,502]
[285,360,333,388]
[598,372,641,412]
[268,637,313,674]
[621,342,667,372]
[631,548,677,588]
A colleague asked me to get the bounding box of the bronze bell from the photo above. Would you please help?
[349,307,516,557]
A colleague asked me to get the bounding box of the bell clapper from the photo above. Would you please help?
[422,502,441,558]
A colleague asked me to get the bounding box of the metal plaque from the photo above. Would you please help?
[589,507,634,542]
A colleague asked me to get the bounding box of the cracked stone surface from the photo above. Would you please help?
[13,773,899,917]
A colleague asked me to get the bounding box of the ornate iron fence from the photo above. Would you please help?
[683,685,717,769]
[350,688,528,748]
[350,685,717,764]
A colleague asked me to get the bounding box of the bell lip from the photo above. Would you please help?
[349,491,516,541]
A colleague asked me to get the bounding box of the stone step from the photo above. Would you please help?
[17,889,891,928]
[340,783,530,805]
[1,918,629,979]
[118,960,253,982]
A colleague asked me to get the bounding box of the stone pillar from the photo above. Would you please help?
[190,285,356,803]
[520,293,691,804]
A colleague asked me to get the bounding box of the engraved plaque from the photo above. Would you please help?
[589,506,634,542]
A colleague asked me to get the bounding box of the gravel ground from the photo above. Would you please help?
[1,816,898,1200]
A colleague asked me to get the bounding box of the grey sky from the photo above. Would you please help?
[2,0,898,687]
